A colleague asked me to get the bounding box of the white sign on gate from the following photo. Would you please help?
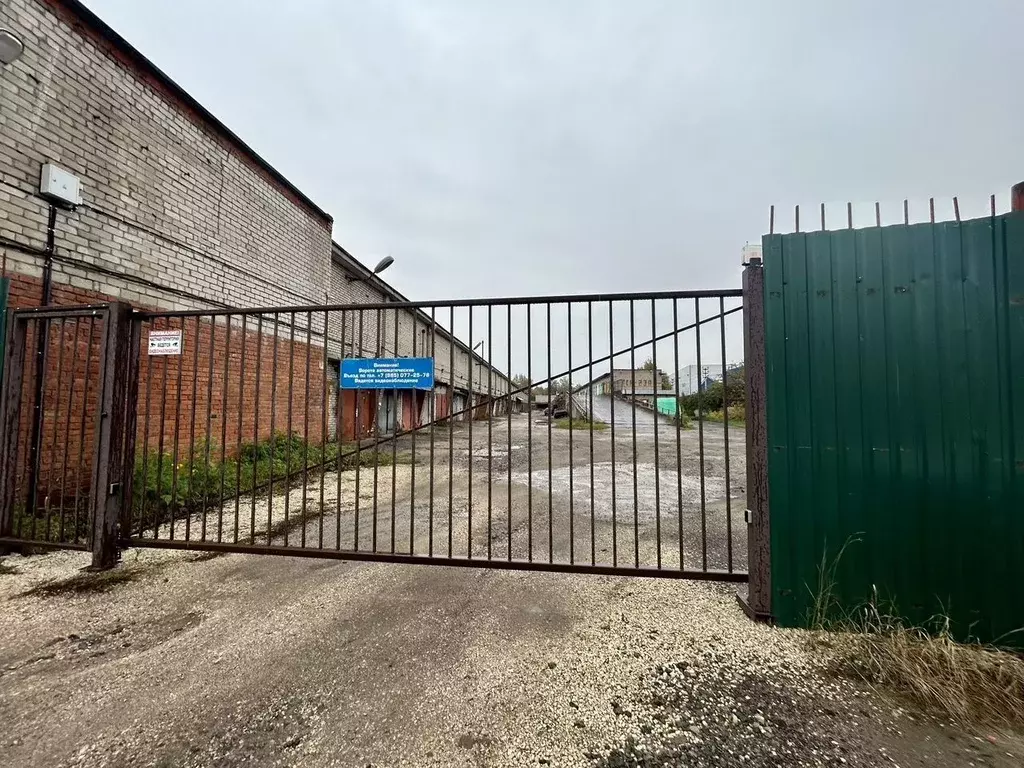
[148,329,183,356]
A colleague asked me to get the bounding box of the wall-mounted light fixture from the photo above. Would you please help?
[0,28,25,66]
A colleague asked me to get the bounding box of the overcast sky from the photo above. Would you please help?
[83,0,1023,309]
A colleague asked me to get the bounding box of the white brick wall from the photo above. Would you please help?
[327,259,509,397]
[0,0,510,401]
[0,0,332,312]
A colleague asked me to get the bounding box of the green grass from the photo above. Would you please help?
[8,434,407,544]
[554,418,608,431]
[132,433,407,532]
[664,411,692,428]
[807,535,1024,729]
[695,404,746,426]
[10,504,90,546]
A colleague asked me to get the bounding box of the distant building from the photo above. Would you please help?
[581,368,668,396]
[675,365,724,396]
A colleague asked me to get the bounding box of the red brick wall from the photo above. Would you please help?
[136,314,327,457]
[4,272,326,509]
[7,272,108,514]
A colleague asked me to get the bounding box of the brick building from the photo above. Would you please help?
[587,369,664,396]
[0,0,507,504]
[327,245,508,441]
[1,0,333,312]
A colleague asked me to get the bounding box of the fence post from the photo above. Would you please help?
[739,254,772,622]
[89,301,134,570]
[0,311,28,542]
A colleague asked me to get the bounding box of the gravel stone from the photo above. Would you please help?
[1,414,1020,767]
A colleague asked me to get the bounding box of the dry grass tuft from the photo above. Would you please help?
[807,536,1024,729]
[829,604,1024,729]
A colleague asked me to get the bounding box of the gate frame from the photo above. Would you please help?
[0,303,136,566]
[2,291,770,593]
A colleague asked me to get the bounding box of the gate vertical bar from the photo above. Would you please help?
[390,306,398,554]
[567,302,574,564]
[506,304,512,561]
[739,256,771,620]
[235,314,248,543]
[25,313,49,535]
[59,319,83,539]
[428,307,436,556]
[187,317,201,541]
[319,309,328,550]
[468,306,474,558]
[44,319,67,540]
[720,296,734,573]
[410,312,418,554]
[546,302,553,563]
[119,315,142,545]
[487,304,492,560]
[526,304,532,561]
[90,302,134,569]
[220,316,233,541]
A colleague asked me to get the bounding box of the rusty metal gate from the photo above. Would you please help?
[0,304,130,564]
[1,286,759,585]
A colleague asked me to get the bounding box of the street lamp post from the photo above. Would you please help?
[346,255,395,434]
[369,256,393,277]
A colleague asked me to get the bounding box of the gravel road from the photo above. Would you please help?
[0,409,1018,767]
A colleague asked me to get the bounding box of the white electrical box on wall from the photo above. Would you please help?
[39,162,82,207]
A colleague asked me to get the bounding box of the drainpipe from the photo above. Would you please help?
[24,204,59,520]
[40,204,57,304]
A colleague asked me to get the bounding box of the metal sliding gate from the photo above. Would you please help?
[1,287,756,583]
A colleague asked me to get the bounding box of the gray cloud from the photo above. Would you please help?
[84,0,1023,312]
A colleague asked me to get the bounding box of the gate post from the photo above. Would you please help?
[89,302,135,570]
[739,254,772,622]
[0,311,28,541]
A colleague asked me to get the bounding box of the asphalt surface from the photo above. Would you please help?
[588,394,662,433]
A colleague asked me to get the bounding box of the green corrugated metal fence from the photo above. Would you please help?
[764,212,1024,645]
[656,396,677,417]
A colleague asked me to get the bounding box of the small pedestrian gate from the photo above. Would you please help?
[1,278,768,599]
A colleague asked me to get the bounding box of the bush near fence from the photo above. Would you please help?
[679,368,745,420]
[131,432,399,532]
